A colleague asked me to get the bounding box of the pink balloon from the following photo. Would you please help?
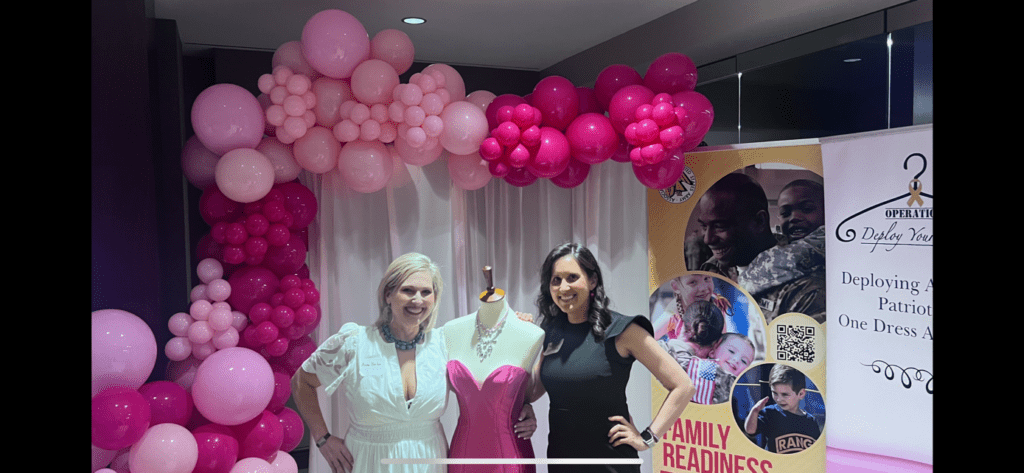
[503,167,538,187]
[576,86,602,115]
[644,52,698,95]
[165,337,193,361]
[276,182,318,230]
[350,59,400,105]
[448,151,492,190]
[530,76,579,131]
[189,320,215,345]
[276,408,304,452]
[209,306,235,332]
[264,234,308,278]
[227,266,281,314]
[371,29,415,75]
[485,94,527,131]
[196,258,224,284]
[229,457,274,473]
[255,137,302,184]
[390,130,440,167]
[128,423,199,473]
[233,410,283,461]
[338,139,394,193]
[387,145,413,188]
[192,347,275,426]
[212,327,240,350]
[169,312,193,337]
[608,84,655,135]
[300,9,370,79]
[191,84,266,156]
[139,381,193,427]
[92,445,119,473]
[671,90,715,151]
[527,127,571,178]
[92,386,152,451]
[440,101,489,156]
[632,147,686,189]
[199,185,244,226]
[550,157,590,189]
[92,309,157,396]
[311,78,354,128]
[423,63,466,101]
[182,135,221,190]
[165,357,203,392]
[292,126,340,174]
[192,429,239,473]
[215,148,275,204]
[206,279,232,302]
[465,90,497,115]
[270,450,299,473]
[565,113,620,165]
[594,64,643,112]
[272,41,321,80]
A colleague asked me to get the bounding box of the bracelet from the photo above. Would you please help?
[315,432,331,448]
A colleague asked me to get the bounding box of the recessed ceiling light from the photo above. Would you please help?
[403,17,425,25]
[843,58,861,63]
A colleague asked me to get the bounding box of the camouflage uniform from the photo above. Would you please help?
[737,226,826,324]
[658,338,735,405]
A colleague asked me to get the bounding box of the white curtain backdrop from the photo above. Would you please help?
[300,155,653,473]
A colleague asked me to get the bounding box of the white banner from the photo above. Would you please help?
[821,125,933,466]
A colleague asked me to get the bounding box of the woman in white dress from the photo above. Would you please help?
[292,253,450,473]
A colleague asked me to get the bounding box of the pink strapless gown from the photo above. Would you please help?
[447,360,536,473]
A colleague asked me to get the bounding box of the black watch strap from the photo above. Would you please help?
[316,432,332,448]
[641,427,658,446]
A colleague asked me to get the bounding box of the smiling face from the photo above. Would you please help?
[696,191,764,267]
[549,255,597,321]
[672,274,715,309]
[711,334,754,376]
[778,184,825,241]
[386,270,436,336]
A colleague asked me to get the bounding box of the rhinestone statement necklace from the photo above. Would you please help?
[474,305,509,361]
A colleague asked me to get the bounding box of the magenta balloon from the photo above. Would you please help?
[277,408,304,452]
[128,423,199,473]
[192,347,275,426]
[338,139,393,193]
[264,234,307,278]
[92,386,152,450]
[448,151,492,190]
[292,126,340,174]
[594,64,643,112]
[192,84,266,156]
[631,147,686,189]
[279,336,317,374]
[182,135,221,190]
[565,113,620,165]
[300,9,370,79]
[550,157,591,189]
[92,309,158,396]
[503,167,538,187]
[644,52,698,95]
[139,381,193,427]
[440,101,490,156]
[276,182,318,230]
[485,94,527,131]
[272,41,320,80]
[527,127,571,178]
[371,29,415,75]
[530,76,579,131]
[199,184,244,227]
[227,266,280,314]
[671,90,715,150]
[350,59,400,105]
[267,371,293,414]
[233,410,284,462]
[215,148,276,204]
[607,84,655,135]
[576,86,602,115]
[192,430,239,473]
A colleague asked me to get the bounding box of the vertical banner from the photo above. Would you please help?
[821,125,932,468]
[648,142,826,473]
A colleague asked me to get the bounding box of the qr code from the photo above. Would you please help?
[776,324,815,363]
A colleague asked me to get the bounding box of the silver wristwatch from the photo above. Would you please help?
[315,432,332,448]
[640,427,658,448]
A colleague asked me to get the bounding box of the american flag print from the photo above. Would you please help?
[687,357,717,404]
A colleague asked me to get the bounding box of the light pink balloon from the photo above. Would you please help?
[423,63,465,101]
[189,284,208,303]
[165,337,192,362]
[394,133,444,166]
[92,309,158,397]
[387,145,413,189]
[168,312,193,337]
[215,148,276,203]
[229,457,274,473]
[311,77,354,128]
[165,357,202,391]
[191,84,265,156]
[196,257,224,283]
[465,90,497,115]
[448,151,492,190]
[206,278,232,302]
[300,9,370,79]
[272,41,321,80]
[255,137,302,184]
[337,140,394,193]
[192,347,275,426]
[212,326,240,350]
[439,101,489,156]
[333,120,360,143]
[181,135,221,190]
[292,126,340,174]
[188,320,214,345]
[371,29,415,75]
[128,424,199,473]
[269,450,299,473]
[350,59,400,105]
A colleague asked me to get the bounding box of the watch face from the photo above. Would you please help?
[641,429,653,441]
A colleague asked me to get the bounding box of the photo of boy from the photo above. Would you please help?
[741,364,822,454]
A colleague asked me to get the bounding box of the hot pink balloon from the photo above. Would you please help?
[192,347,275,426]
[439,101,489,156]
[371,29,415,75]
[576,86,602,115]
[423,63,466,101]
[255,137,302,184]
[199,185,244,226]
[300,9,370,79]
[191,84,266,156]
[594,64,643,112]
[292,126,340,174]
[128,423,199,473]
[350,59,400,105]
[632,147,686,189]
[530,75,579,131]
[671,90,715,151]
[276,408,304,452]
[565,113,620,165]
[92,309,158,396]
[192,429,239,473]
[215,148,275,203]
[607,84,655,135]
[485,94,527,131]
[139,381,193,427]
[448,151,492,190]
[503,167,538,187]
[550,157,590,189]
[276,182,318,230]
[527,127,571,178]
[264,234,308,278]
[644,52,698,95]
[338,139,393,193]
[182,135,221,190]
[92,386,152,451]
[272,41,320,80]
[233,410,283,462]
[227,266,281,315]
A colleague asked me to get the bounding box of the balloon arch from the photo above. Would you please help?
[92,8,714,473]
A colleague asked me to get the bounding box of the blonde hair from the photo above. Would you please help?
[375,253,444,333]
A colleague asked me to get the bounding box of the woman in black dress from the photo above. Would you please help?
[526,243,695,472]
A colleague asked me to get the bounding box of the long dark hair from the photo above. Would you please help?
[536,243,613,341]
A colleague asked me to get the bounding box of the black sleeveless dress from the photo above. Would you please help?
[540,311,653,472]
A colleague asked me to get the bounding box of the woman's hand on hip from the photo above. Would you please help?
[607,415,647,451]
[514,403,538,439]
